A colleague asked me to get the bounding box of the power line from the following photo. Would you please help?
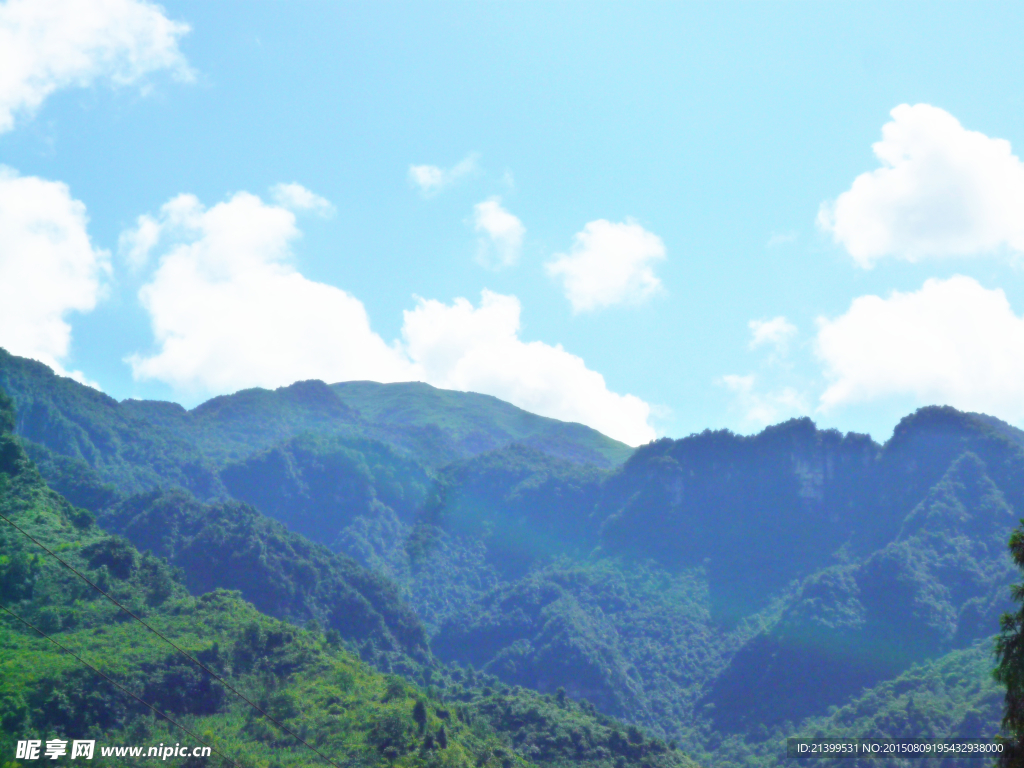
[0,601,241,768]
[0,511,345,768]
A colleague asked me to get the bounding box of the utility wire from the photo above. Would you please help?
[0,601,241,768]
[0,511,344,768]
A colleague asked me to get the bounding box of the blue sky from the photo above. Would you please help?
[3,1,1024,445]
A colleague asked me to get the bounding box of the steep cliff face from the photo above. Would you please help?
[596,418,882,620]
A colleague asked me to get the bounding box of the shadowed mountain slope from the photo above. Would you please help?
[101,488,431,658]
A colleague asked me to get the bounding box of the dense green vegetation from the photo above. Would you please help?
[329,382,632,468]
[431,560,727,730]
[706,639,1004,768]
[396,408,1019,758]
[705,449,1016,731]
[5,348,1024,765]
[994,483,1024,767]
[101,489,429,659]
[219,433,432,549]
[0,350,630,501]
[0,381,699,768]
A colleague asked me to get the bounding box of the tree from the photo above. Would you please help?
[995,524,1024,767]
[437,725,448,749]
[413,700,428,732]
[0,389,13,433]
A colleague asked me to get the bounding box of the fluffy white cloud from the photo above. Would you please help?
[270,182,335,217]
[0,166,109,382]
[126,190,655,445]
[118,210,160,270]
[720,374,808,428]
[749,316,797,351]
[122,180,331,270]
[402,291,655,445]
[473,197,524,268]
[816,275,1024,420]
[408,153,478,197]
[819,104,1024,267]
[127,190,415,393]
[545,219,666,313]
[0,0,192,133]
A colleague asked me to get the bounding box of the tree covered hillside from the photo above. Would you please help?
[102,488,430,660]
[0,349,631,501]
[373,409,1020,759]
[3,349,1023,766]
[0,388,700,768]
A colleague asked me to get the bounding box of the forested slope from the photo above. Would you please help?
[3,349,1021,766]
[0,389,699,768]
[0,349,630,497]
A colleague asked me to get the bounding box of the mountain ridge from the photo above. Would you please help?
[3,348,1022,766]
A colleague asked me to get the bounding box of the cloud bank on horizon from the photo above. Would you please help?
[0,167,109,385]
[120,188,656,446]
[817,275,1024,419]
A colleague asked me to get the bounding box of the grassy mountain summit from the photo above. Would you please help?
[0,349,632,500]
[329,381,633,467]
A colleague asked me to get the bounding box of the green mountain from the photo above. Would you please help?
[3,349,1023,766]
[378,408,1018,759]
[101,488,430,660]
[0,350,631,503]
[329,381,633,468]
[709,639,1004,768]
[0,386,698,768]
[218,432,433,551]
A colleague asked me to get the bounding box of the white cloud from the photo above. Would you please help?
[819,103,1024,267]
[0,0,192,134]
[408,153,478,197]
[545,219,666,313]
[118,211,160,270]
[0,166,109,383]
[767,231,797,247]
[816,275,1024,420]
[720,317,805,427]
[402,290,656,446]
[126,191,415,393]
[270,182,335,217]
[473,197,524,269]
[749,316,797,352]
[126,189,655,445]
[720,374,808,428]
